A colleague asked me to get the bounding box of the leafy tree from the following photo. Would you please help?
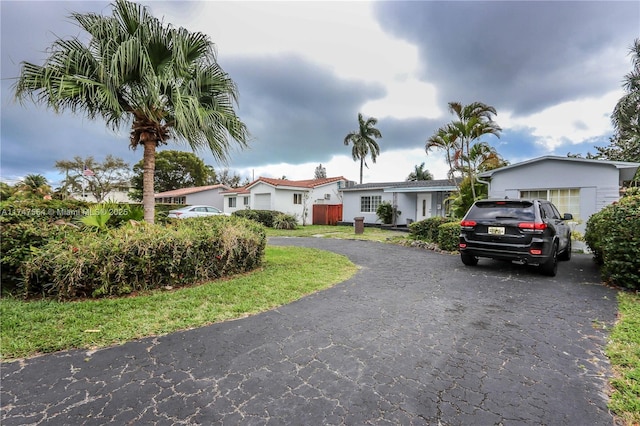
[407,162,433,181]
[55,155,130,202]
[15,174,52,199]
[314,163,327,179]
[13,0,248,223]
[426,102,501,199]
[130,150,215,200]
[217,169,243,188]
[445,102,501,199]
[426,127,461,189]
[344,113,383,184]
[594,39,640,164]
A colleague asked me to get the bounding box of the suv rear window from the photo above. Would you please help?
[466,201,535,221]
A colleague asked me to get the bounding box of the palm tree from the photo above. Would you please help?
[610,38,640,160]
[466,141,508,173]
[407,162,433,181]
[445,102,501,199]
[17,174,52,198]
[426,126,461,189]
[13,0,248,223]
[343,113,382,184]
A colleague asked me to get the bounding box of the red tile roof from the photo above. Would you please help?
[155,184,230,197]
[248,176,347,189]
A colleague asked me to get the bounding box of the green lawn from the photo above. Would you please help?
[0,245,357,360]
[1,224,637,424]
[606,291,640,425]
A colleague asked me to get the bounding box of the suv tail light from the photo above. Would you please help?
[518,222,546,231]
[460,220,477,227]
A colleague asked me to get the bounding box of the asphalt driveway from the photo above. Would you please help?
[1,238,618,425]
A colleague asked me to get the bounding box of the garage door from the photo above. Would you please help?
[254,193,271,210]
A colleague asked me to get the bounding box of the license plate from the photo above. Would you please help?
[488,226,505,235]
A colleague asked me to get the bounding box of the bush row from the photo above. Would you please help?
[22,216,266,299]
[232,209,298,229]
[584,194,640,290]
[409,217,458,243]
[1,200,267,299]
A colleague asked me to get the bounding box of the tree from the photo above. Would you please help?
[426,127,461,189]
[130,150,215,200]
[407,162,433,181]
[16,174,52,199]
[314,164,327,179]
[446,102,501,199]
[595,39,640,163]
[55,155,130,202]
[343,113,382,184]
[14,0,248,223]
[427,102,501,199]
[216,169,243,188]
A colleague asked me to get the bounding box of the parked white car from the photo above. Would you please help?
[167,205,230,219]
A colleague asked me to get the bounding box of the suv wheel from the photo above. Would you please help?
[558,237,572,261]
[461,253,479,266]
[540,243,558,276]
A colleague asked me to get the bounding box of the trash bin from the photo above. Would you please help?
[354,217,364,234]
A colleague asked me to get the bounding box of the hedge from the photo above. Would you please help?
[232,209,285,228]
[409,216,457,242]
[20,216,266,299]
[585,195,639,290]
[437,221,461,252]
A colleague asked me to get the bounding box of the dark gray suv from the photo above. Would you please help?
[459,199,573,276]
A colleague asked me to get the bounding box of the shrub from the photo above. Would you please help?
[1,199,89,295]
[232,209,284,228]
[590,195,639,290]
[273,213,298,230]
[376,202,401,224]
[437,221,461,252]
[21,216,266,299]
[409,216,456,242]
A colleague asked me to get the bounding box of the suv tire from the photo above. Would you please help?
[540,243,558,277]
[558,237,572,261]
[461,253,479,266]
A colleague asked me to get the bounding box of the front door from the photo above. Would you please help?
[416,193,432,221]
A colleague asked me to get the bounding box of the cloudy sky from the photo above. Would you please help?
[1,1,638,187]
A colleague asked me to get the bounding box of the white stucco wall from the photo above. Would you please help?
[185,189,226,210]
[342,189,393,224]
[486,159,622,233]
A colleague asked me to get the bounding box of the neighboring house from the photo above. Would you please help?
[478,156,640,233]
[154,184,230,210]
[222,176,348,224]
[341,179,459,226]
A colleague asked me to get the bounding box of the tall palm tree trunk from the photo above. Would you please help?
[359,158,364,184]
[142,141,156,224]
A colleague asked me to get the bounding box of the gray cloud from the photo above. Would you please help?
[219,54,386,167]
[1,1,635,183]
[374,1,639,116]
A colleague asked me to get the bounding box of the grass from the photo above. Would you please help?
[0,245,357,360]
[606,291,640,425]
[265,223,409,243]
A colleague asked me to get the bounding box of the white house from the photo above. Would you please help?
[154,184,230,210]
[340,179,459,226]
[222,176,348,224]
[478,156,640,233]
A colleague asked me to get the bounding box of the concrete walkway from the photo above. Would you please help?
[1,238,618,425]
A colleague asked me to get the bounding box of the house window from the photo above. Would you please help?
[521,189,580,219]
[293,193,303,205]
[228,197,237,208]
[360,195,382,213]
[243,196,250,206]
